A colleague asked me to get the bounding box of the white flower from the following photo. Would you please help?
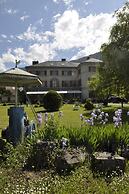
[113,116,117,122]
[118,109,122,113]
[91,112,97,118]
[59,111,63,118]
[80,113,83,118]
[50,113,54,119]
[101,111,104,116]
[105,113,109,117]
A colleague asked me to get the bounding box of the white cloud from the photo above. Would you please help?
[10,35,15,39]
[53,0,59,3]
[7,40,12,43]
[83,0,92,6]
[20,15,29,21]
[61,0,74,5]
[1,9,116,69]
[44,5,48,10]
[6,8,18,15]
[37,18,44,25]
[17,24,54,43]
[13,44,56,65]
[2,49,15,63]
[53,13,61,21]
[52,10,116,57]
[1,34,7,38]
[85,2,89,6]
[17,25,46,42]
[17,25,34,41]
[53,0,74,6]
[0,42,57,71]
[0,49,15,72]
[0,59,6,72]
[24,44,56,64]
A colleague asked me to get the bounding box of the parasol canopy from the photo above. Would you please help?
[0,67,42,106]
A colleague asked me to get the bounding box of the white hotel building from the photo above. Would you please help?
[25,56,103,101]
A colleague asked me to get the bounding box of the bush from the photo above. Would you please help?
[43,90,63,111]
[84,99,94,110]
[44,119,58,141]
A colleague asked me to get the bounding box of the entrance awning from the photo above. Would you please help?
[27,90,82,95]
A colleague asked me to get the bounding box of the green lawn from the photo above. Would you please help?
[0,104,85,135]
[0,105,10,131]
[31,104,85,128]
[0,103,129,133]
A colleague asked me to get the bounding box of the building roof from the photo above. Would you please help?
[80,57,103,63]
[71,52,102,63]
[30,61,80,68]
[26,54,103,69]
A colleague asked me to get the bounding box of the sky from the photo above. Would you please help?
[0,0,127,72]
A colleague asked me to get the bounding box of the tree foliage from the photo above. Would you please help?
[110,2,129,50]
[89,2,129,99]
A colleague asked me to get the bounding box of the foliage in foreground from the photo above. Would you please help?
[1,117,129,193]
[1,119,129,168]
[1,164,129,194]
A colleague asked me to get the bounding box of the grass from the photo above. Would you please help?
[0,105,10,132]
[1,102,128,129]
[0,104,85,135]
[1,160,129,193]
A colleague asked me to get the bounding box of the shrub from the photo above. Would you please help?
[84,99,94,110]
[44,119,58,141]
[43,90,63,111]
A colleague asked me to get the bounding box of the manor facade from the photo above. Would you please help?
[25,57,102,101]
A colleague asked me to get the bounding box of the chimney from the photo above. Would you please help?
[61,58,66,62]
[32,60,39,65]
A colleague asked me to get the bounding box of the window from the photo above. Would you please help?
[89,66,96,72]
[50,70,58,76]
[70,80,77,87]
[36,71,40,75]
[62,71,65,76]
[68,71,72,76]
[62,70,73,76]
[50,79,59,88]
[42,70,47,76]
[62,81,65,87]
[62,71,67,76]
[62,81,69,87]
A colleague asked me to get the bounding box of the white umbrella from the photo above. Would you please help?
[0,67,42,106]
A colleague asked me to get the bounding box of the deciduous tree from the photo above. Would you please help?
[89,2,129,104]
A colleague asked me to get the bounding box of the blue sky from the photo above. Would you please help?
[0,0,127,71]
